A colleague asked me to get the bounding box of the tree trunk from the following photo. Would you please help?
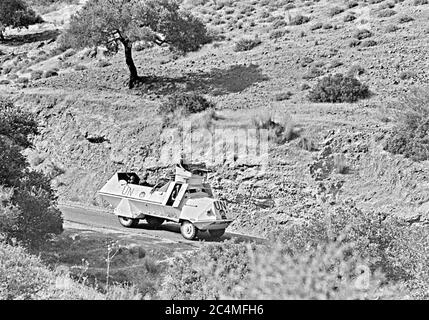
[0,32,4,41]
[122,40,139,89]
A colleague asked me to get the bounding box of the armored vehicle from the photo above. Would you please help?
[98,162,233,240]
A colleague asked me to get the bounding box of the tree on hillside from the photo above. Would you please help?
[62,0,210,88]
[0,0,43,40]
[0,98,63,249]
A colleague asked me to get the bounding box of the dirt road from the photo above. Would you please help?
[60,205,266,249]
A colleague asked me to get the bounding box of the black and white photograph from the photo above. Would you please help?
[0,0,428,306]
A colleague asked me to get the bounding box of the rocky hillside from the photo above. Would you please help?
[0,0,428,236]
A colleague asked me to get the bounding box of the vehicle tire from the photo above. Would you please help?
[208,229,225,239]
[118,216,139,228]
[180,221,197,240]
[146,216,165,228]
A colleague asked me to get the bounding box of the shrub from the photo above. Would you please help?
[74,64,87,71]
[233,37,261,52]
[328,6,345,17]
[0,242,53,299]
[0,0,43,40]
[414,0,428,5]
[377,9,397,18]
[269,30,287,39]
[360,39,377,47]
[159,92,215,127]
[274,91,293,101]
[63,49,76,58]
[384,88,429,161]
[43,70,58,78]
[15,77,29,84]
[96,60,111,68]
[302,67,324,79]
[398,15,414,23]
[344,14,356,22]
[0,99,63,249]
[310,22,323,30]
[347,1,359,8]
[229,241,390,300]
[31,70,43,80]
[252,111,298,144]
[399,70,417,80]
[308,74,370,103]
[288,14,310,25]
[159,240,253,299]
[347,64,365,76]
[385,24,399,32]
[272,203,427,298]
[354,29,372,40]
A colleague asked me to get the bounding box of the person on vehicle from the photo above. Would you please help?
[139,172,153,187]
[129,175,137,184]
[171,184,181,201]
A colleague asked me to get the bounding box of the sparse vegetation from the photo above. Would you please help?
[308,74,370,103]
[384,88,429,161]
[234,37,261,52]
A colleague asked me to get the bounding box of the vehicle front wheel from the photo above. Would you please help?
[118,216,139,228]
[208,229,225,239]
[180,221,197,240]
[146,216,165,228]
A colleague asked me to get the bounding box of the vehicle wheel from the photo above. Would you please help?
[180,221,197,240]
[208,229,225,239]
[118,216,139,228]
[146,216,165,228]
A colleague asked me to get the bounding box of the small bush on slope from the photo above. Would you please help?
[384,88,429,161]
[0,242,53,300]
[308,74,370,103]
[159,92,215,127]
[234,37,262,52]
[159,239,252,300]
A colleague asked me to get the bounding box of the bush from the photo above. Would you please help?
[159,240,252,299]
[43,70,58,78]
[344,14,356,22]
[74,64,87,71]
[414,0,428,5]
[308,74,370,103]
[354,29,372,40]
[31,70,43,80]
[384,88,429,161]
[272,203,427,298]
[233,37,261,52]
[274,91,293,101]
[377,9,397,18]
[159,92,215,127]
[288,14,310,25]
[0,98,63,249]
[252,111,298,144]
[328,6,344,17]
[360,39,377,47]
[0,0,43,39]
[96,60,111,68]
[161,92,214,115]
[160,204,424,300]
[398,15,414,23]
[310,22,323,30]
[0,242,53,299]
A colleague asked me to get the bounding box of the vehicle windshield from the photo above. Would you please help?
[155,181,170,193]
